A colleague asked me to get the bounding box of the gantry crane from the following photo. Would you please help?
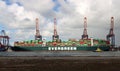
[82,17,88,39]
[0,30,9,51]
[106,17,115,47]
[35,18,42,40]
[52,18,59,42]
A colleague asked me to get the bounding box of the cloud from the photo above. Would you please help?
[19,0,55,18]
[57,0,119,45]
[0,0,55,44]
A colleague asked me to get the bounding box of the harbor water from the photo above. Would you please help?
[0,49,120,71]
[0,49,120,57]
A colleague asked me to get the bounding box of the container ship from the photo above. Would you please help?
[10,17,113,51]
[12,38,110,51]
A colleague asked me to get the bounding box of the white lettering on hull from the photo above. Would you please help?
[48,47,77,51]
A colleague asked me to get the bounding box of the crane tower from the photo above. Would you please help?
[82,17,88,39]
[0,30,9,50]
[106,17,115,47]
[52,18,59,41]
[35,18,42,40]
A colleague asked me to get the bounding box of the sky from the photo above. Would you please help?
[0,0,120,46]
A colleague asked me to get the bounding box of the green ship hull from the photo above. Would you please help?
[11,46,110,51]
[12,38,110,51]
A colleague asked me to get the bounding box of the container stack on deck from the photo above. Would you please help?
[14,39,110,47]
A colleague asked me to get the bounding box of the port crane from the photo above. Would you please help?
[52,18,59,42]
[35,18,42,40]
[106,17,115,47]
[82,17,88,39]
[0,30,9,51]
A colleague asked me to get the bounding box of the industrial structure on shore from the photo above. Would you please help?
[82,17,88,39]
[106,17,115,48]
[52,18,60,42]
[35,18,42,40]
[0,30,9,51]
